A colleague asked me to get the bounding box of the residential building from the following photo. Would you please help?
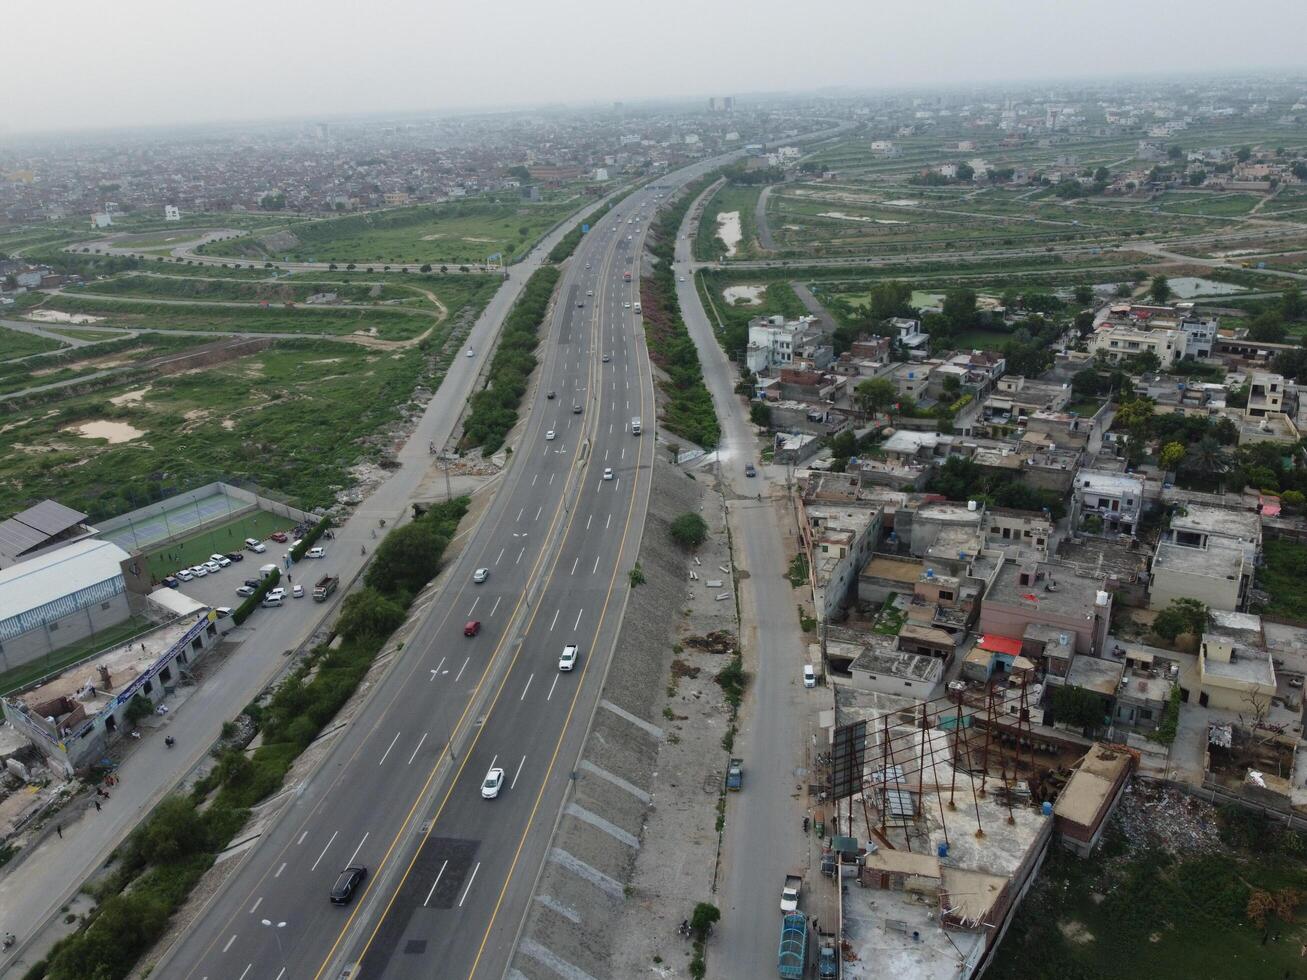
[1088,322,1183,368]
[799,502,884,624]
[978,560,1112,657]
[745,314,820,375]
[980,376,1071,429]
[1071,469,1143,536]
[1246,371,1285,418]
[1150,503,1260,611]
[1053,743,1134,857]
[1196,635,1275,711]
[889,317,929,354]
[164,204,181,222]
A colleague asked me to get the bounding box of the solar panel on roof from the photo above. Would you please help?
[15,499,87,536]
[0,520,48,557]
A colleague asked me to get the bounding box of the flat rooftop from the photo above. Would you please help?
[987,561,1103,620]
[1075,468,1142,495]
[14,616,202,717]
[862,555,924,585]
[1171,502,1262,542]
[851,647,944,683]
[841,721,1051,980]
[1065,654,1125,697]
[1153,538,1244,579]
[1201,642,1276,688]
[1053,536,1149,583]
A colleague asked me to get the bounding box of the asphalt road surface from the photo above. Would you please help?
[155,163,728,980]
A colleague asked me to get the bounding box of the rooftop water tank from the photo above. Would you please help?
[1042,801,1053,816]
[967,500,977,511]
[1095,590,1110,606]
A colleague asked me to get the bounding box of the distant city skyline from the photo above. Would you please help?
[6,0,1307,135]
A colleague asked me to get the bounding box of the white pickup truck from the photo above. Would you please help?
[780,873,803,913]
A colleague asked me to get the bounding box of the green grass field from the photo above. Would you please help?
[197,197,580,266]
[31,294,436,341]
[0,332,212,397]
[0,324,67,361]
[144,509,296,582]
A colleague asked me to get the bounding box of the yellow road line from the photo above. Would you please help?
[466,227,652,979]
[318,231,618,978]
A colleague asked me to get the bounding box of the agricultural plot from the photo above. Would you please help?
[0,338,429,520]
[28,294,437,341]
[197,196,580,266]
[0,324,67,361]
[0,332,213,398]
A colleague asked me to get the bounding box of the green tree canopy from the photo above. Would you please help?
[669,512,709,549]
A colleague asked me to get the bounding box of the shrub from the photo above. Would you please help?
[336,588,407,643]
[716,656,747,706]
[365,521,449,598]
[669,512,708,548]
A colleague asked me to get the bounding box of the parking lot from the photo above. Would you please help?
[164,533,341,612]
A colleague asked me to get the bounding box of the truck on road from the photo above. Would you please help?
[725,758,743,791]
[777,913,807,979]
[313,575,339,602]
[780,872,803,913]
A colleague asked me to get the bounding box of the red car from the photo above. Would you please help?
[464,620,481,637]
[270,531,289,543]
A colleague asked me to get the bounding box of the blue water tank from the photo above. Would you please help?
[1042,801,1054,816]
[937,841,949,858]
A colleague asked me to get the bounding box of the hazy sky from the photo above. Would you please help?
[8,0,1307,133]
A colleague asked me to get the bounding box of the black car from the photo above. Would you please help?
[225,551,244,562]
[572,403,583,414]
[162,576,179,589]
[330,866,367,905]
[243,578,261,590]
[546,390,556,400]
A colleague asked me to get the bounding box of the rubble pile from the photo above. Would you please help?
[1113,780,1223,857]
[682,630,737,655]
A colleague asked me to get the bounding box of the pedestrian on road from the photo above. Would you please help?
[55,824,62,839]
[93,800,101,812]
[287,573,292,583]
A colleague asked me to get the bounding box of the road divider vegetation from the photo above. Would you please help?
[641,177,721,449]
[34,497,469,980]
[461,265,560,453]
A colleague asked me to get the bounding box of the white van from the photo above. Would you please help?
[259,563,279,578]
[631,417,642,435]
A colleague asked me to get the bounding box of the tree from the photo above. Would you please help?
[669,513,709,549]
[1282,489,1305,511]
[690,902,721,941]
[1094,166,1111,183]
[749,401,771,427]
[1236,146,1253,163]
[1167,145,1183,160]
[854,377,898,421]
[1181,437,1231,486]
[1115,397,1155,431]
[1149,275,1172,304]
[955,162,975,182]
[1051,685,1105,733]
[328,263,337,271]
[1152,597,1208,643]
[942,288,977,329]
[420,263,432,273]
[1072,367,1105,396]
[1159,442,1185,472]
[364,521,448,599]
[1073,283,1094,307]
[1115,282,1133,298]
[941,374,962,397]
[336,588,407,643]
[1247,312,1287,344]
[1280,285,1305,322]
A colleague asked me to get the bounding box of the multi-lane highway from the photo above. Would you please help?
[155,166,724,980]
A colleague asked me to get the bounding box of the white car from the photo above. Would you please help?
[803,664,817,688]
[190,565,208,578]
[466,348,475,358]
[210,554,232,568]
[559,644,579,672]
[176,569,194,582]
[267,586,286,601]
[473,568,489,584]
[603,468,614,481]
[678,276,686,282]
[601,353,610,363]
[236,585,256,597]
[481,767,505,799]
[306,546,325,559]
[292,584,304,598]
[203,560,222,574]
[587,289,593,296]
[623,302,630,309]
[545,430,556,441]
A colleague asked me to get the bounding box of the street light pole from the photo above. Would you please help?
[260,919,287,965]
